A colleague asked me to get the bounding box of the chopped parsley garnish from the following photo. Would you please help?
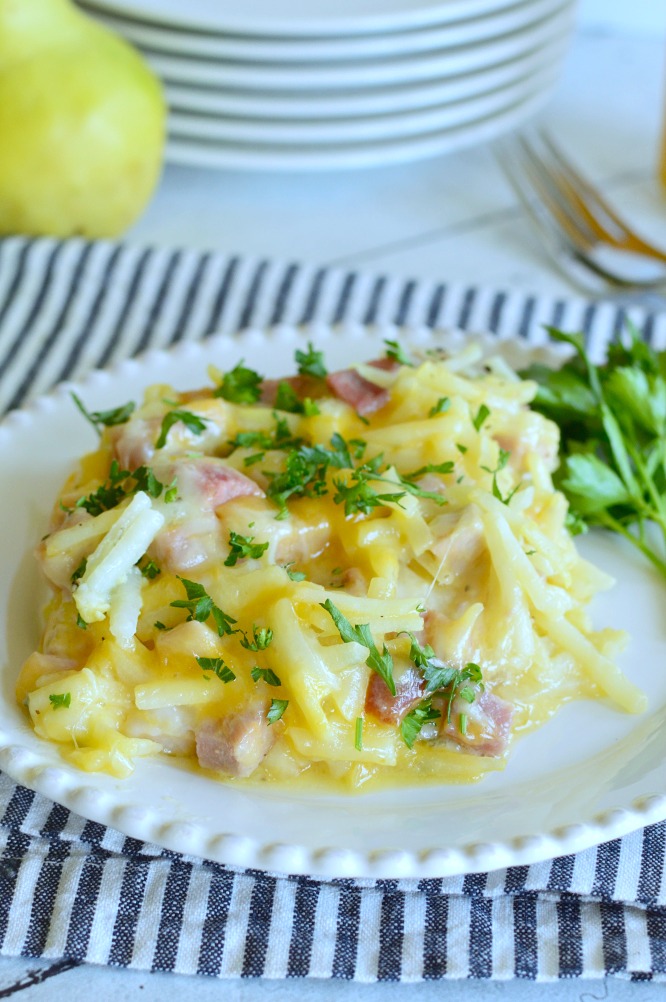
[251,666,281,686]
[332,469,406,516]
[224,531,269,567]
[481,450,520,506]
[71,557,87,585]
[400,632,436,669]
[383,339,413,367]
[429,397,450,417]
[138,558,161,579]
[274,381,305,414]
[71,393,135,436]
[423,661,484,723]
[49,692,71,710]
[75,459,129,515]
[295,342,327,378]
[472,403,491,431]
[354,716,364,751]
[240,625,273,651]
[400,699,441,749]
[456,443,468,454]
[267,698,288,724]
[170,577,237,636]
[402,461,455,481]
[196,656,236,683]
[155,409,207,449]
[214,360,263,404]
[74,462,177,516]
[264,436,350,516]
[321,599,395,695]
[283,563,306,582]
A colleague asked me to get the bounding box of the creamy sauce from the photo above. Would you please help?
[17,346,637,790]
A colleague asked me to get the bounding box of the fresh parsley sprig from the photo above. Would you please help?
[523,325,666,580]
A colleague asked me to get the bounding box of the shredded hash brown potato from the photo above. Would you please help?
[17,339,646,790]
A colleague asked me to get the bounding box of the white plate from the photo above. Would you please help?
[81,0,576,37]
[167,68,557,146]
[164,85,555,171]
[142,8,573,91]
[1,323,665,879]
[168,63,559,145]
[83,0,569,63]
[163,36,568,119]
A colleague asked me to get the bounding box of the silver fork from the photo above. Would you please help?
[495,129,666,297]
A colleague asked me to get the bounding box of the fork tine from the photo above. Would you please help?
[494,139,615,293]
[513,135,599,251]
[538,130,635,241]
[495,134,666,295]
[538,129,666,263]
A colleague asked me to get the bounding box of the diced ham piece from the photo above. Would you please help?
[325,368,390,416]
[438,689,513,758]
[166,456,265,512]
[195,710,275,778]
[365,667,425,724]
[151,458,265,573]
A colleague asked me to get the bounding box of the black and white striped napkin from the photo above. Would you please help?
[0,235,665,982]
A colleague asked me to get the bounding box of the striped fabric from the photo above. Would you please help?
[0,234,665,982]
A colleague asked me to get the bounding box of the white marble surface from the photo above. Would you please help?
[2,2,665,997]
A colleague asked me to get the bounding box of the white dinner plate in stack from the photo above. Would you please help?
[78,0,578,170]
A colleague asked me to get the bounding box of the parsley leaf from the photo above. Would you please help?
[429,397,450,417]
[481,449,520,505]
[196,656,236,683]
[155,409,207,449]
[523,324,666,580]
[267,698,288,724]
[224,531,269,567]
[71,557,87,585]
[214,361,263,404]
[251,666,281,686]
[383,339,414,366]
[400,699,441,749]
[473,403,490,431]
[321,599,395,695]
[283,563,306,582]
[274,381,305,414]
[138,558,161,579]
[240,625,273,651]
[49,692,71,710]
[71,393,135,436]
[170,577,237,636]
[295,342,327,378]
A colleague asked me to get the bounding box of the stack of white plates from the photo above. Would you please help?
[80,0,577,171]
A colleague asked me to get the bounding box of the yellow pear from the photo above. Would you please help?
[0,0,166,238]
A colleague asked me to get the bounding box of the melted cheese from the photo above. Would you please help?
[17,346,642,789]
